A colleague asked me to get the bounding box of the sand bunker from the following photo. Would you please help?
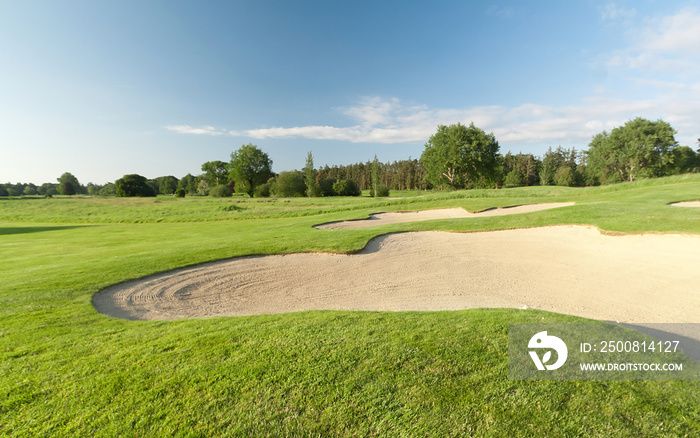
[314,202,575,229]
[671,201,700,207]
[94,226,700,331]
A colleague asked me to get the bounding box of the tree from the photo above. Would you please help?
[99,183,116,196]
[60,181,76,195]
[201,161,229,186]
[196,179,210,196]
[23,185,38,195]
[177,174,197,195]
[273,171,306,197]
[421,123,500,189]
[229,144,273,196]
[86,183,101,196]
[57,172,81,194]
[302,152,320,197]
[371,155,380,197]
[155,176,179,195]
[115,174,156,197]
[504,169,525,187]
[585,118,678,182]
[666,146,699,175]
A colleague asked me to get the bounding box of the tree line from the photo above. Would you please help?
[3,118,698,198]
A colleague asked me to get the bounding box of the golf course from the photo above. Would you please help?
[1,174,699,436]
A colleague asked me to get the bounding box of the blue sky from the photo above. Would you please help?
[2,0,699,185]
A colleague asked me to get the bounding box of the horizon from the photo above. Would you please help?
[2,0,699,185]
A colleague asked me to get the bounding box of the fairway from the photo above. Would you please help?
[2,175,700,436]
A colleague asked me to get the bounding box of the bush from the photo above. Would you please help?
[0,187,8,197]
[504,169,525,188]
[175,188,186,198]
[368,184,390,197]
[272,171,306,197]
[254,182,272,198]
[332,179,361,196]
[319,178,337,197]
[115,174,156,197]
[209,184,232,198]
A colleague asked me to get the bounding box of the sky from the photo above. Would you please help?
[1,0,699,185]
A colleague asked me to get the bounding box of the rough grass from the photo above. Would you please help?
[1,174,699,437]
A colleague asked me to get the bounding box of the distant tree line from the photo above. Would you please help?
[3,118,698,198]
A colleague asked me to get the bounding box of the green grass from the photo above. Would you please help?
[2,174,700,436]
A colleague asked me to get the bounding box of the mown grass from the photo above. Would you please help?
[1,174,699,436]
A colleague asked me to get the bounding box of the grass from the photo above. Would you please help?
[1,174,700,436]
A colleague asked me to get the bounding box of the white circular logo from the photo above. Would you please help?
[528,331,568,370]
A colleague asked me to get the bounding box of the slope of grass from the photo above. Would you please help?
[1,175,699,436]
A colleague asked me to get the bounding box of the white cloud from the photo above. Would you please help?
[603,7,700,73]
[170,94,696,148]
[600,3,636,21]
[165,125,227,136]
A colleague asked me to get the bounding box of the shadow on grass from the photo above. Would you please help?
[0,225,91,235]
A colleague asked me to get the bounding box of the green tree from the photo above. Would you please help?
[302,152,320,197]
[585,118,678,182]
[178,174,197,195]
[99,183,116,196]
[86,183,101,196]
[371,155,380,197]
[23,184,38,196]
[666,146,699,175]
[504,169,525,187]
[59,181,76,195]
[115,174,156,197]
[57,172,82,194]
[201,161,229,186]
[554,166,575,186]
[229,144,273,196]
[421,123,500,189]
[154,176,179,195]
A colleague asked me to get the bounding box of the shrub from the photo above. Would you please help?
[272,171,306,197]
[175,188,186,198]
[209,184,232,198]
[254,182,272,197]
[332,179,361,196]
[0,187,8,197]
[319,178,337,197]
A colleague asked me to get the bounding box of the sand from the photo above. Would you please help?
[94,226,700,332]
[314,202,575,229]
[671,201,700,207]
